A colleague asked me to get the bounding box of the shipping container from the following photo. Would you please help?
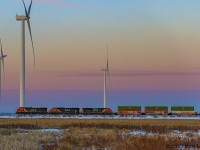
[144,106,168,115]
[118,106,141,115]
[50,108,80,115]
[145,106,168,110]
[171,106,195,115]
[171,106,194,111]
[118,106,141,110]
[82,108,113,115]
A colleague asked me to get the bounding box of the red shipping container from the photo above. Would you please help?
[145,110,168,115]
[118,110,141,115]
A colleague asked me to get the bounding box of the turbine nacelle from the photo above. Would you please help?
[16,15,28,21]
[102,67,108,71]
[0,55,7,59]
[3,55,7,58]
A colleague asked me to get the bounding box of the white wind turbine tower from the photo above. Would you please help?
[16,0,35,107]
[0,39,7,103]
[102,48,110,108]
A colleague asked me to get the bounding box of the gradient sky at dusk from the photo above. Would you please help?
[1,0,200,112]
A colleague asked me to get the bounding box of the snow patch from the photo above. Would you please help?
[36,129,64,132]
[129,130,153,136]
[197,130,200,136]
[170,130,182,134]
[19,128,67,133]
[129,130,146,135]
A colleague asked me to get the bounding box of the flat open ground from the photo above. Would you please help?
[1,118,200,130]
[1,118,200,150]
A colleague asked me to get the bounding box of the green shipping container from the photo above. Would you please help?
[145,106,168,111]
[118,106,141,111]
[171,106,194,111]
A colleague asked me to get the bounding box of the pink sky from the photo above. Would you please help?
[1,0,200,112]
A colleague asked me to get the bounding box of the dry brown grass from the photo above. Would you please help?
[0,128,60,150]
[1,119,200,149]
[0,118,200,132]
[56,127,200,150]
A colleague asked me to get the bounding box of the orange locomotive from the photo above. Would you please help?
[16,107,48,114]
[50,108,80,115]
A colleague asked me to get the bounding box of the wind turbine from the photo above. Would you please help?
[0,39,7,103]
[16,0,35,107]
[102,47,110,108]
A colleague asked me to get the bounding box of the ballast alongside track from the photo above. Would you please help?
[2,114,200,120]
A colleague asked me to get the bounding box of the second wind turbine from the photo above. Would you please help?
[16,0,35,107]
[102,48,110,108]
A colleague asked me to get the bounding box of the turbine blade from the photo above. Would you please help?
[22,0,28,17]
[2,58,5,81]
[106,46,109,69]
[1,48,3,59]
[0,39,3,58]
[26,19,36,67]
[0,39,2,103]
[28,0,32,16]
[0,39,5,87]
[107,69,111,83]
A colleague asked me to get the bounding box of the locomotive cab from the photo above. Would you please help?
[16,107,47,114]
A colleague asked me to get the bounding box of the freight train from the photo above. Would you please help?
[16,106,196,115]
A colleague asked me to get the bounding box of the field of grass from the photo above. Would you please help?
[0,119,200,149]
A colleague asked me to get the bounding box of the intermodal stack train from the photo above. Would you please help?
[16,106,196,115]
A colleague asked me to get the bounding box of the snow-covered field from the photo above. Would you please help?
[0,114,200,119]
[130,130,200,136]
[17,128,200,138]
[129,129,200,142]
